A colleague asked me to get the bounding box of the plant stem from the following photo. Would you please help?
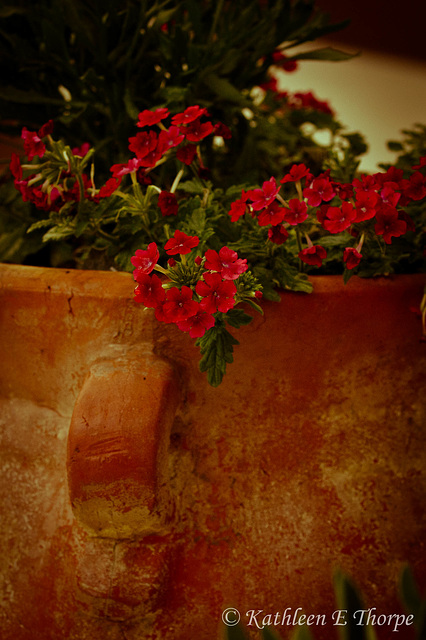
[208,0,225,44]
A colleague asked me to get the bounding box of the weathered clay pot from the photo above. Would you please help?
[0,263,425,640]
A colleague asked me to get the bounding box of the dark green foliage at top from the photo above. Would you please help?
[0,0,350,181]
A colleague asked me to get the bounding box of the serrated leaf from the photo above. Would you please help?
[27,219,55,233]
[225,308,253,328]
[196,323,239,386]
[42,224,75,242]
[178,180,205,195]
[191,207,206,229]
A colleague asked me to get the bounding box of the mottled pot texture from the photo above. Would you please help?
[0,263,425,640]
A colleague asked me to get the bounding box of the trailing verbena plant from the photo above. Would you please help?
[9,107,426,385]
[1,0,426,385]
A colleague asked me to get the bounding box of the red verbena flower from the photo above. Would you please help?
[280,163,311,184]
[21,127,46,161]
[380,184,401,207]
[322,202,356,233]
[95,177,122,200]
[204,247,248,280]
[9,153,22,180]
[183,118,215,142]
[257,201,286,226]
[303,177,335,206]
[137,108,169,127]
[290,91,334,116]
[134,274,165,308]
[333,181,354,200]
[163,286,199,322]
[299,245,327,267]
[158,191,178,216]
[343,247,362,270]
[404,171,426,201]
[128,130,159,160]
[353,174,380,193]
[283,199,308,225]
[196,272,236,313]
[171,106,208,126]
[374,205,407,244]
[38,120,54,138]
[164,230,199,255]
[214,122,232,139]
[110,158,141,177]
[229,190,249,222]
[176,144,198,165]
[71,142,90,157]
[158,126,185,150]
[354,190,378,222]
[268,224,289,244]
[136,168,152,185]
[177,309,216,338]
[138,143,166,168]
[131,243,160,278]
[248,177,280,211]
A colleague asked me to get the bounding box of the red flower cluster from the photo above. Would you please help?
[115,105,221,185]
[12,106,229,217]
[229,159,425,270]
[132,231,250,339]
[259,76,335,116]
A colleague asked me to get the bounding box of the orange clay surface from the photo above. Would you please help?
[0,264,425,640]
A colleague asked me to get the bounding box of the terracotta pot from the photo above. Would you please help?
[1,263,425,640]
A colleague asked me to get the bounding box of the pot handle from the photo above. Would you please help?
[67,350,181,538]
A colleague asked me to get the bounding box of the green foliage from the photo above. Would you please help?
[0,0,352,182]
[196,316,240,387]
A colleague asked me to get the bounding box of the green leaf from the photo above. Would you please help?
[27,219,55,233]
[343,268,355,284]
[225,308,253,329]
[196,321,239,387]
[42,224,76,242]
[274,258,313,293]
[178,180,205,195]
[333,569,378,640]
[202,73,251,106]
[293,47,358,62]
